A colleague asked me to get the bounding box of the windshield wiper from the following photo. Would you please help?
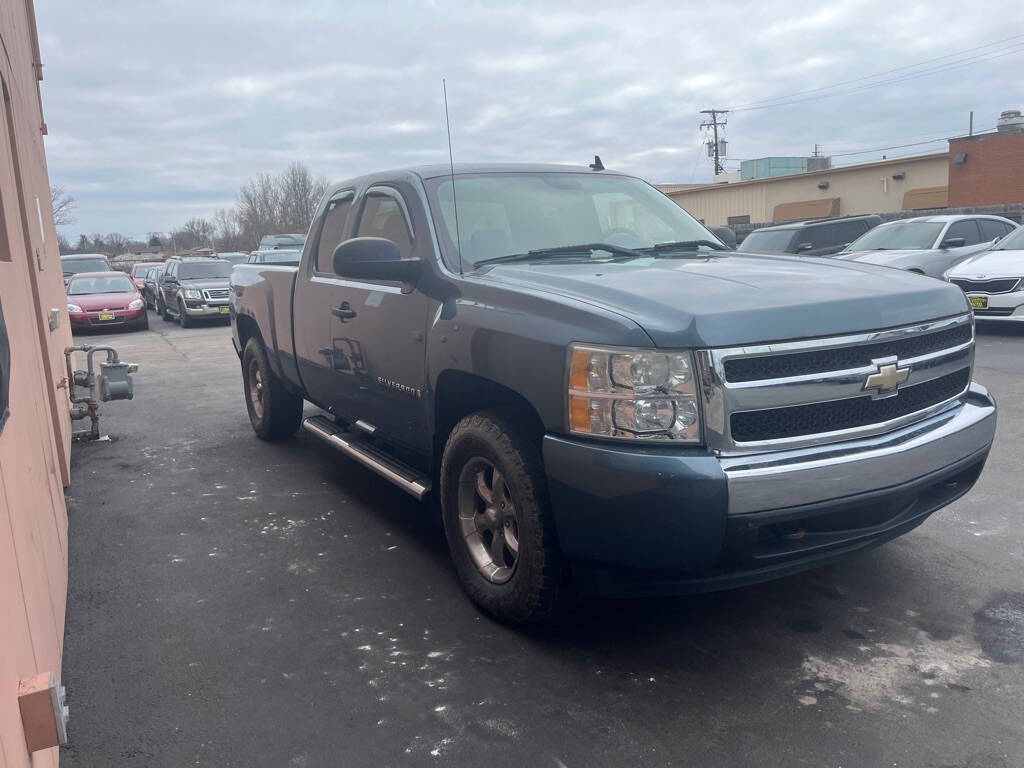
[644,239,728,254]
[474,242,640,267]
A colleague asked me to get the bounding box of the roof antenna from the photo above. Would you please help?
[443,78,463,275]
[589,154,604,171]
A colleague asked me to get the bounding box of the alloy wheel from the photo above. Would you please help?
[248,359,265,420]
[457,458,520,584]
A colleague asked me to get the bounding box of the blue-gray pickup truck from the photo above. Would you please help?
[230,162,997,623]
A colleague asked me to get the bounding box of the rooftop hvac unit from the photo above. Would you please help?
[996,109,1024,133]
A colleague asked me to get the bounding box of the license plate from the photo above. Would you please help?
[219,306,231,314]
[97,312,116,321]
[968,295,988,310]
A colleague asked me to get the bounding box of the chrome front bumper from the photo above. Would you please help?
[721,382,996,515]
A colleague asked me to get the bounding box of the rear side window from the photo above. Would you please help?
[978,219,1009,242]
[793,224,835,251]
[832,220,870,247]
[946,220,982,246]
[356,193,413,260]
[315,197,354,273]
[737,229,796,253]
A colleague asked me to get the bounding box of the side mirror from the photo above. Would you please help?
[333,237,419,283]
[941,237,966,249]
[797,242,814,252]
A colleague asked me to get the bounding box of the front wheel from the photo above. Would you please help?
[178,299,194,328]
[241,338,303,440]
[159,296,172,321]
[440,410,570,624]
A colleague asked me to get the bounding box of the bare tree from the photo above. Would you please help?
[104,232,128,256]
[212,208,248,252]
[56,232,70,253]
[50,184,76,227]
[277,162,329,234]
[75,234,90,251]
[147,232,164,247]
[236,172,282,248]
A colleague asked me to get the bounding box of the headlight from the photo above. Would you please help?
[128,298,144,310]
[183,289,202,299]
[568,344,701,442]
[67,303,82,313]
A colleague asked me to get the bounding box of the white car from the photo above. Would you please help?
[834,214,1017,278]
[945,224,1024,321]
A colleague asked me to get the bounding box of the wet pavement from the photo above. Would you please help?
[61,313,1024,767]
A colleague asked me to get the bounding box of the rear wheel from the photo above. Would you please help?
[440,409,570,624]
[242,338,303,440]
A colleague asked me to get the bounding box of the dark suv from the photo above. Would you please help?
[156,256,233,327]
[738,215,882,256]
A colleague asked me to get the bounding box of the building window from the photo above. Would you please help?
[727,215,751,226]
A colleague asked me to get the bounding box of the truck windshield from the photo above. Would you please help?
[737,229,797,253]
[845,222,944,252]
[179,261,232,279]
[425,173,718,269]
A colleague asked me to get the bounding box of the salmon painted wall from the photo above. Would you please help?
[0,1,74,766]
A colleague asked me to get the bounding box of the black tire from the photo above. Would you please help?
[241,337,303,440]
[440,409,570,624]
[137,314,149,331]
[159,296,172,321]
[178,299,193,328]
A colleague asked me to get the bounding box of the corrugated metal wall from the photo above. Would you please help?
[0,1,73,765]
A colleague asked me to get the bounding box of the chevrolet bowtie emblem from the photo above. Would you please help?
[864,361,910,395]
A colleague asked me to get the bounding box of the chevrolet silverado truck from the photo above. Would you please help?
[230,163,997,623]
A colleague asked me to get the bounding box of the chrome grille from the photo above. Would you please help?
[696,314,974,454]
[950,277,1020,295]
[203,288,230,301]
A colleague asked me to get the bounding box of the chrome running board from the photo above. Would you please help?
[302,415,431,499]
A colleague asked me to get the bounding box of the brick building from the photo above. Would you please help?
[948,129,1024,208]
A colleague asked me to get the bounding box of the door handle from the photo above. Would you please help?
[332,302,357,322]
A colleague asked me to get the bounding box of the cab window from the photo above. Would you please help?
[355,193,413,260]
[315,196,354,273]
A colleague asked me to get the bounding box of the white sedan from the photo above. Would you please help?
[945,224,1024,322]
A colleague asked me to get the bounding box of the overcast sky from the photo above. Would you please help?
[37,0,1024,239]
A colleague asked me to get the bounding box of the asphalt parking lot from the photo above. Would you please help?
[61,313,1024,768]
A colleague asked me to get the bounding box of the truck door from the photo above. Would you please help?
[292,191,357,413]
[295,186,432,453]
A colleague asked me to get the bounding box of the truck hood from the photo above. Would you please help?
[946,249,1024,279]
[477,253,968,348]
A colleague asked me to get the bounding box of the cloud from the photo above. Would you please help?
[35,0,1024,237]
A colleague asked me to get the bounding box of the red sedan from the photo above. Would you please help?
[129,261,162,291]
[66,271,149,331]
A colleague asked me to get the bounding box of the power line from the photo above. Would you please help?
[726,38,1024,112]
[727,33,1024,110]
[825,125,997,158]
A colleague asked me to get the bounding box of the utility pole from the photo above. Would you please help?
[700,109,729,175]
[813,143,821,157]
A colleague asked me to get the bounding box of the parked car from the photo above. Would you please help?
[60,253,112,285]
[217,252,250,265]
[129,261,162,291]
[142,265,164,309]
[156,255,233,327]
[945,223,1024,321]
[66,271,148,331]
[833,215,1018,278]
[258,234,305,250]
[231,162,995,624]
[247,248,302,265]
[737,215,881,256]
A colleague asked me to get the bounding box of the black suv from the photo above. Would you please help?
[156,256,233,327]
[738,215,882,256]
